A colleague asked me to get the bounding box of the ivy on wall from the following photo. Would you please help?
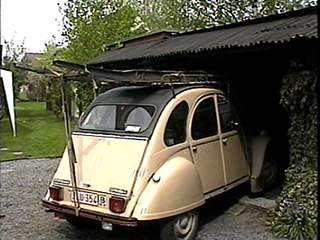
[268,60,317,239]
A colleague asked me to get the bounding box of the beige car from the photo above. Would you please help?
[42,84,276,240]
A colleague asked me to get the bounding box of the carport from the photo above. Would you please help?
[86,6,318,174]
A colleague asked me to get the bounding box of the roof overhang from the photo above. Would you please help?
[87,6,318,67]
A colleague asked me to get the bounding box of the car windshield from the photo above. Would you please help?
[80,105,156,133]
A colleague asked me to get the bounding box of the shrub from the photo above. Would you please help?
[268,62,317,239]
[269,165,317,239]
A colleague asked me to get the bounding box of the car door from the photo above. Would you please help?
[217,95,249,185]
[189,95,226,194]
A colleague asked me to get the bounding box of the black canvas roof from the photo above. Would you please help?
[93,85,186,106]
[78,84,216,138]
[88,6,317,66]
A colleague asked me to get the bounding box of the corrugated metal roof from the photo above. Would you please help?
[88,6,317,66]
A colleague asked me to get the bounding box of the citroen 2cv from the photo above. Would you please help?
[42,82,277,240]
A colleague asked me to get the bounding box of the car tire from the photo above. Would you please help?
[160,210,199,240]
[262,156,278,190]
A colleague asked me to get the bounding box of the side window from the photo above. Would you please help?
[164,101,189,146]
[191,97,217,140]
[218,95,239,133]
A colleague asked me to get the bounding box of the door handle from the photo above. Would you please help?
[222,138,228,145]
[192,146,198,153]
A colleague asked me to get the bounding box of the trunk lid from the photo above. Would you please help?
[72,133,147,196]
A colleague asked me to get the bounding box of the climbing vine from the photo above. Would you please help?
[268,61,317,239]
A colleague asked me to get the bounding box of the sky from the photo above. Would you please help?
[1,0,66,53]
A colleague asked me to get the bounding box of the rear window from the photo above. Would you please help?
[80,105,156,133]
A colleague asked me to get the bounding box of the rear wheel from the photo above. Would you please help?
[262,158,278,189]
[160,210,199,240]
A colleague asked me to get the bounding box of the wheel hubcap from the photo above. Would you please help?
[174,213,194,238]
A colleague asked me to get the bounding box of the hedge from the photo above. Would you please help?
[268,60,318,240]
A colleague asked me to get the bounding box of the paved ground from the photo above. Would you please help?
[1,158,278,240]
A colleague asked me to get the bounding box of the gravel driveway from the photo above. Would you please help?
[0,158,276,240]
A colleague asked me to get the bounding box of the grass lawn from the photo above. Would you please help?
[0,102,66,161]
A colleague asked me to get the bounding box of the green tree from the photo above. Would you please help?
[195,0,317,25]
[60,0,144,63]
[136,0,317,31]
[35,43,67,117]
[2,39,27,101]
[133,0,210,31]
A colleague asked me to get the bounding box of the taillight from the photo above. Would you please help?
[109,197,126,213]
[49,186,63,201]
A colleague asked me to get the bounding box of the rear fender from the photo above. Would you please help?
[132,157,205,221]
[250,136,272,193]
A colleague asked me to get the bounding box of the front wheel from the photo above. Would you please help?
[160,210,199,240]
[262,158,278,190]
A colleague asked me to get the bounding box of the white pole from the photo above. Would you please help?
[0,69,16,136]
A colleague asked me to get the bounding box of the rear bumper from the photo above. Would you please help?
[42,199,138,227]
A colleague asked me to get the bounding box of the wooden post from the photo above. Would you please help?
[60,76,80,216]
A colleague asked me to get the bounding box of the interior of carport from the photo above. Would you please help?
[89,37,317,191]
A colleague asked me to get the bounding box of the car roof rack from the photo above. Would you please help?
[52,60,229,89]
[15,60,230,93]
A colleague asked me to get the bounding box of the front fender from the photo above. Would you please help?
[250,136,271,192]
[132,157,205,220]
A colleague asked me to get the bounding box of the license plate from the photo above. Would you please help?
[71,191,98,206]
